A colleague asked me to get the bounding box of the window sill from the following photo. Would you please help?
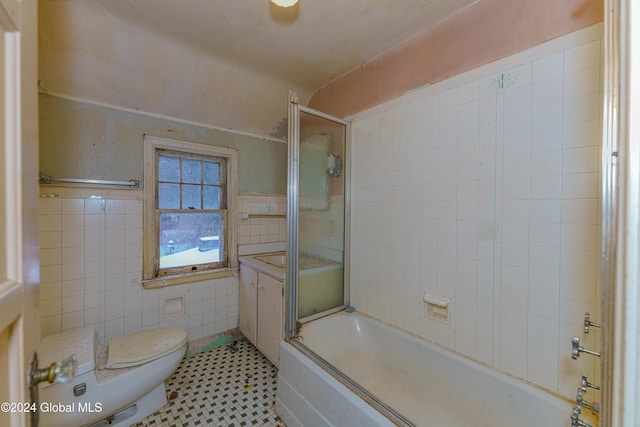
[142,267,238,289]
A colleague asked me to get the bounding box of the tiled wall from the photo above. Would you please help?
[39,190,285,345]
[238,194,286,245]
[349,25,602,400]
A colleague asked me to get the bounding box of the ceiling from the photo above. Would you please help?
[39,0,479,138]
[93,0,479,99]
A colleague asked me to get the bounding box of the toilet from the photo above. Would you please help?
[38,326,187,427]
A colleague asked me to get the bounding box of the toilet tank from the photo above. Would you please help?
[40,327,97,377]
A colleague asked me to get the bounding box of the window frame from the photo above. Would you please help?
[142,135,238,288]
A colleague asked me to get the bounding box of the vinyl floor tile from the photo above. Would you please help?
[134,339,283,427]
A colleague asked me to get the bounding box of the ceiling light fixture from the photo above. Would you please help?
[271,0,298,7]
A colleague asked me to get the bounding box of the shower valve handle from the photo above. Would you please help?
[581,374,600,391]
[576,388,600,414]
[571,409,593,427]
[584,312,601,334]
[571,337,600,359]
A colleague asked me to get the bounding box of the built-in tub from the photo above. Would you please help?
[276,311,572,427]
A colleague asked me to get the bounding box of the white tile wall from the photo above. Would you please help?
[238,194,286,245]
[39,192,283,344]
[350,30,602,400]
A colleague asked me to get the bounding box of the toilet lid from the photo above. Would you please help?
[106,327,187,369]
[40,327,96,377]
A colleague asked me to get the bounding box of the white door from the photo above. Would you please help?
[0,0,39,425]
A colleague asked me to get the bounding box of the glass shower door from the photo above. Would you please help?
[286,92,349,332]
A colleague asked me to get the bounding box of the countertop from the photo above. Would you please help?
[239,252,342,281]
[239,252,286,280]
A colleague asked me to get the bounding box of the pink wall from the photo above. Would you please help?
[308,0,603,118]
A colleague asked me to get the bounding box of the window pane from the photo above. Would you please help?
[158,183,180,209]
[159,155,180,182]
[182,184,202,209]
[182,158,202,184]
[204,186,221,209]
[159,213,224,268]
[204,160,221,184]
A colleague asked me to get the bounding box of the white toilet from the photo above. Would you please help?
[38,326,187,427]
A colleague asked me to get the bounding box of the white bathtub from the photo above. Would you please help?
[276,312,572,427]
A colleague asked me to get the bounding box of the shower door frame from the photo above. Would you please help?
[601,0,640,426]
[285,90,351,339]
[283,92,413,426]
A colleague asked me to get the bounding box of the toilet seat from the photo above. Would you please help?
[106,327,187,369]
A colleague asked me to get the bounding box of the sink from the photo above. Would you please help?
[255,253,286,268]
[253,252,341,270]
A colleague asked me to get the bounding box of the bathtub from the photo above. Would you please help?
[276,312,572,427]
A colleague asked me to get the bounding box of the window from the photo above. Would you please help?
[143,136,238,286]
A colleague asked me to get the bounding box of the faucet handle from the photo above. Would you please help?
[571,336,601,359]
[571,410,593,427]
[571,336,581,359]
[576,387,600,415]
[584,312,601,334]
[573,400,583,415]
[581,373,600,391]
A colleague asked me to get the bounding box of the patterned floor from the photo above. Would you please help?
[134,339,284,427]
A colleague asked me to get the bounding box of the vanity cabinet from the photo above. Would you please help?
[239,264,258,344]
[239,263,283,367]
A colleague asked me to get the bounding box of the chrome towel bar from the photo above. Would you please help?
[39,173,139,189]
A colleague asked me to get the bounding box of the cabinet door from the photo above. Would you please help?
[239,265,258,345]
[257,272,283,366]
